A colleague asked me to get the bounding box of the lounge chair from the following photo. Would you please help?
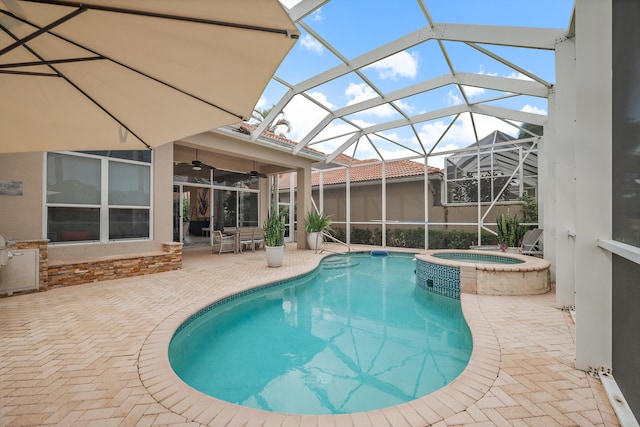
[521,228,543,256]
[212,230,235,254]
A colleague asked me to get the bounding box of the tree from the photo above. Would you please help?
[517,122,544,140]
[518,193,538,227]
[251,106,292,136]
[449,172,515,203]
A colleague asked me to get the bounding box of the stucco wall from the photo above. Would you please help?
[0,152,45,242]
[0,144,174,263]
[304,178,523,227]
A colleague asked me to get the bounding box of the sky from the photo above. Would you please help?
[255,0,575,167]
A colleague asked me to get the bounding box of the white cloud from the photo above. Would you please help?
[255,96,269,110]
[415,112,518,169]
[521,104,547,115]
[461,85,486,98]
[283,92,335,142]
[299,34,324,55]
[366,51,419,80]
[308,91,333,109]
[475,65,498,77]
[344,83,415,119]
[417,113,519,156]
[345,83,376,104]
[308,8,324,22]
[506,71,534,81]
[447,90,463,106]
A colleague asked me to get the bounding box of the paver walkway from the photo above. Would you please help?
[0,245,619,426]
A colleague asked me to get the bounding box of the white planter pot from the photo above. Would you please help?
[307,232,323,250]
[265,245,284,267]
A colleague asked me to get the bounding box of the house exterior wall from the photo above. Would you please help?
[280,177,525,238]
[0,152,45,242]
[0,144,172,261]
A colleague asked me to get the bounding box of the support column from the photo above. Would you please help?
[296,165,312,250]
[574,0,612,371]
[540,97,557,283]
[554,36,577,309]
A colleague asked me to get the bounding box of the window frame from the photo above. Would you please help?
[44,151,153,245]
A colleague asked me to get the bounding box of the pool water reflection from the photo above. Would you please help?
[169,253,472,415]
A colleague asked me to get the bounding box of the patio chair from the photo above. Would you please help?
[238,228,255,253]
[212,230,235,254]
[252,228,265,251]
[521,228,543,256]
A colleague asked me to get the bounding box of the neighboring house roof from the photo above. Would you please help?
[233,122,326,156]
[446,130,538,186]
[232,122,442,190]
[278,158,441,190]
[235,122,294,145]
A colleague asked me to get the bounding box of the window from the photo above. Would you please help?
[46,151,152,243]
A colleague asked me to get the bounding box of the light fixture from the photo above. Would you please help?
[192,165,202,171]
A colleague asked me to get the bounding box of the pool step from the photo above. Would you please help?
[321,257,360,269]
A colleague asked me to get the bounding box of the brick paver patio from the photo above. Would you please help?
[0,244,619,426]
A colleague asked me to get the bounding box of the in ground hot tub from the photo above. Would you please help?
[415,250,550,296]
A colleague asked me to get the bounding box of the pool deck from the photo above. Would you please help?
[0,244,620,426]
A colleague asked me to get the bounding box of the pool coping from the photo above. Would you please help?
[416,249,550,272]
[138,253,501,426]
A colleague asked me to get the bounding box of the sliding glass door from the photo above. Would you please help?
[174,163,260,247]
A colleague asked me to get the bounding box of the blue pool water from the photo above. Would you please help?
[169,253,472,415]
[432,252,524,264]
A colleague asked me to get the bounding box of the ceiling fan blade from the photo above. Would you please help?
[190,160,215,170]
[249,160,267,178]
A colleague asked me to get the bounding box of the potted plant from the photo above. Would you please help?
[496,210,525,252]
[263,207,286,267]
[304,210,332,250]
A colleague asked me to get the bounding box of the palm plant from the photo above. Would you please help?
[252,106,292,136]
[304,210,332,233]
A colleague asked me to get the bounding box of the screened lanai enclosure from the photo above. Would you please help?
[276,128,539,250]
[251,0,553,250]
[256,1,639,421]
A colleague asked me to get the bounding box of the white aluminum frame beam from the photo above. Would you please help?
[323,105,545,161]
[266,22,562,151]
[294,72,549,152]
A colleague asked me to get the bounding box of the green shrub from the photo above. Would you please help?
[330,227,346,242]
[351,227,373,245]
[330,226,498,249]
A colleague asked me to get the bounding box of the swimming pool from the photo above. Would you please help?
[168,252,472,415]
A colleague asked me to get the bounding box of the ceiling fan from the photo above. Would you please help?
[248,161,267,178]
[174,149,214,171]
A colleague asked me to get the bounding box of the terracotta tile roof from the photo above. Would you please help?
[330,153,369,166]
[233,122,325,155]
[278,158,441,189]
[230,122,441,189]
